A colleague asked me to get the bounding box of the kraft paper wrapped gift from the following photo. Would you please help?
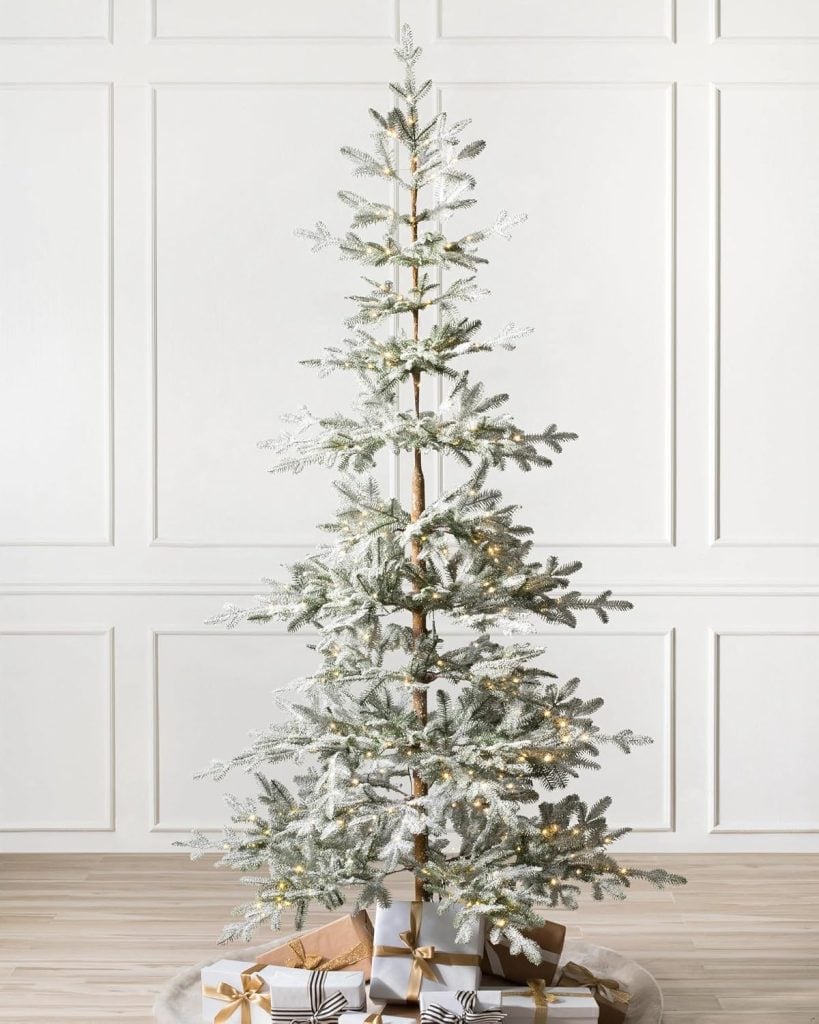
[420,989,505,1024]
[481,921,566,985]
[369,900,484,1003]
[500,983,598,1022]
[200,959,277,1024]
[556,963,630,1024]
[256,911,374,979]
[268,966,367,1023]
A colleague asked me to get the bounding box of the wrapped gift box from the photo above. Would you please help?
[339,1013,411,1024]
[482,921,566,985]
[268,966,367,1023]
[420,990,503,1015]
[556,963,630,1024]
[201,959,277,1024]
[369,901,484,1003]
[257,911,374,979]
[420,989,505,1024]
[500,985,598,1022]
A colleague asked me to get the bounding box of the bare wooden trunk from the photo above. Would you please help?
[408,177,429,902]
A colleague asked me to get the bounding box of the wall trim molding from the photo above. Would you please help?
[709,629,819,834]
[148,81,388,550]
[3,580,819,597]
[438,80,676,549]
[150,0,400,44]
[149,626,675,835]
[712,0,819,42]
[0,627,115,832]
[434,0,676,44]
[710,83,819,548]
[150,627,309,832]
[0,82,114,548]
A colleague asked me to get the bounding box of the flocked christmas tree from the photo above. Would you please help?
[181,26,685,954]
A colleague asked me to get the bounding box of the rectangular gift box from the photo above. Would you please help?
[201,959,277,1024]
[481,921,566,985]
[556,963,629,1024]
[420,990,504,1015]
[256,911,374,979]
[369,901,484,1004]
[500,986,598,1022]
[267,966,367,1021]
[339,1013,412,1024]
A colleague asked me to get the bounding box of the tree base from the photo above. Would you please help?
[154,933,663,1023]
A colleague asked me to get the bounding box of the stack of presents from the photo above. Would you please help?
[202,902,632,1024]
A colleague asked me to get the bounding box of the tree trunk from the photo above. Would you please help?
[408,176,429,901]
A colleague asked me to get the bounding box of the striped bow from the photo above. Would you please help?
[270,971,350,1024]
[290,991,348,1024]
[421,991,507,1024]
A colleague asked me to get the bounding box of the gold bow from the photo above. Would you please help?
[287,939,326,971]
[558,962,631,1008]
[203,966,271,1024]
[285,937,371,972]
[501,980,560,1024]
[374,902,481,1002]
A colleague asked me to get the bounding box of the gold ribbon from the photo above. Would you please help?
[501,981,560,1024]
[557,962,631,1009]
[364,1014,384,1024]
[374,902,481,1002]
[286,937,372,972]
[204,965,271,1024]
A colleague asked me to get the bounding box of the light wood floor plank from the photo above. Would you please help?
[1,854,817,1022]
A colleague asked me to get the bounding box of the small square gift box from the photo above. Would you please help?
[556,963,630,1024]
[369,900,484,1003]
[268,966,367,1024]
[500,981,599,1022]
[201,959,276,1024]
[420,989,507,1024]
[256,911,374,979]
[482,921,566,986]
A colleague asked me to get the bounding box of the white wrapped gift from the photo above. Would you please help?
[500,985,598,1022]
[420,989,506,1024]
[369,901,484,1003]
[268,966,367,1024]
[338,1013,408,1024]
[201,959,277,1024]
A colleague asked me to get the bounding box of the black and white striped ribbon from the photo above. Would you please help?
[270,970,350,1024]
[421,991,507,1024]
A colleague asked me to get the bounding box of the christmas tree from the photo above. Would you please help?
[182,26,684,953]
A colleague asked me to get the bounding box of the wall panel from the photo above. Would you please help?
[153,0,397,40]
[438,0,672,40]
[152,631,314,831]
[439,84,674,547]
[0,0,109,39]
[0,85,112,545]
[0,630,113,830]
[716,86,819,544]
[152,85,386,547]
[713,632,819,832]
[718,0,819,40]
[1,0,818,854]
[534,632,674,832]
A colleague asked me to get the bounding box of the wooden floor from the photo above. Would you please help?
[0,854,818,1022]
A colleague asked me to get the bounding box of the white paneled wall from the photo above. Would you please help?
[1,0,819,853]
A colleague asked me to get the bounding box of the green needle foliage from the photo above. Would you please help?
[179,25,685,954]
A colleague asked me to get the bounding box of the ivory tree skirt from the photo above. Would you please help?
[153,935,663,1023]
